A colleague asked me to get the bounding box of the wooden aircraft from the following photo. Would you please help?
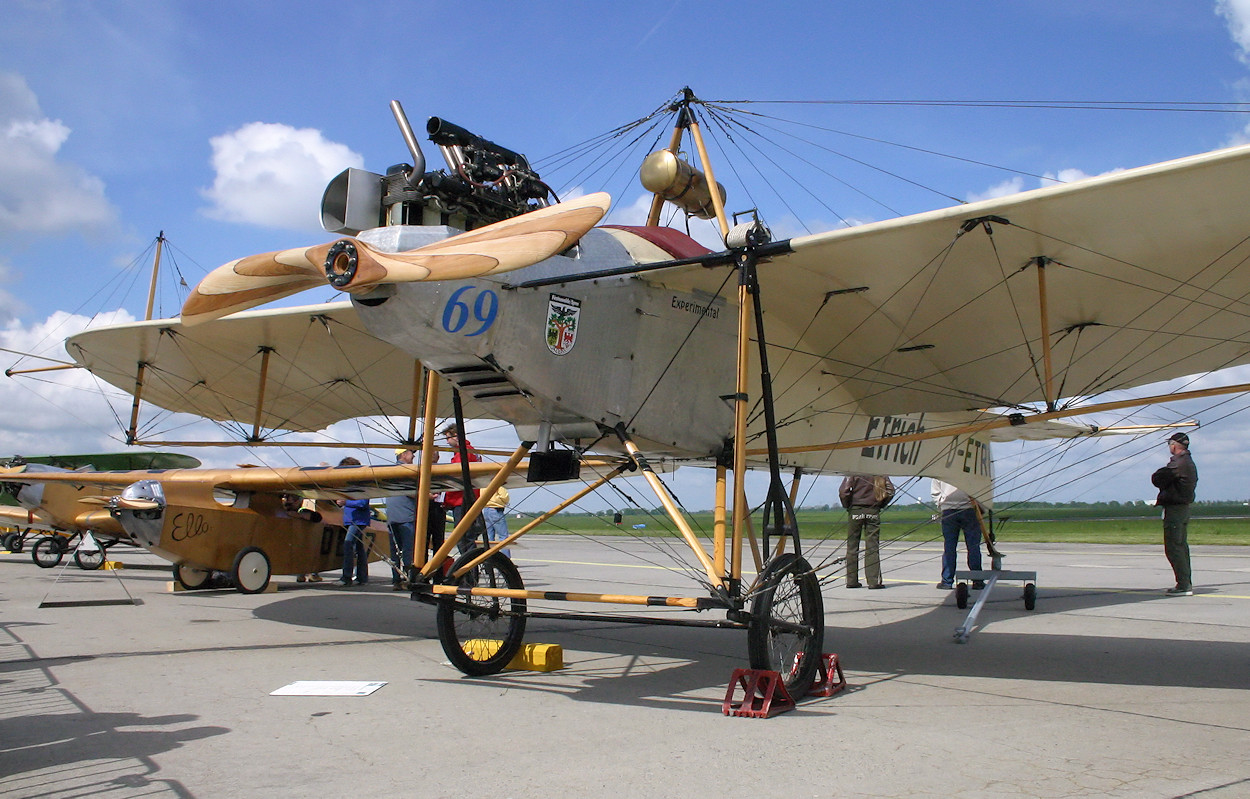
[0,452,200,567]
[30,92,1250,690]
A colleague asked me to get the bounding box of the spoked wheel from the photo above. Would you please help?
[74,545,106,570]
[436,547,527,676]
[230,546,271,594]
[32,536,67,568]
[174,563,212,590]
[747,553,825,695]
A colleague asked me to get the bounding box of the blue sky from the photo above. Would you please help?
[3,1,1250,511]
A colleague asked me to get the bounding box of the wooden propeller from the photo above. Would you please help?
[182,192,610,326]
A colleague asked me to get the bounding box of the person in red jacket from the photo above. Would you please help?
[442,424,481,553]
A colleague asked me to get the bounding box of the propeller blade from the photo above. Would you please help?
[181,192,610,326]
[325,191,610,291]
[181,246,330,326]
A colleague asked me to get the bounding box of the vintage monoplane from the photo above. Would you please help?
[12,90,1250,690]
[0,452,200,567]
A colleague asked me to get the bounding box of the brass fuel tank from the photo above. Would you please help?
[639,150,726,219]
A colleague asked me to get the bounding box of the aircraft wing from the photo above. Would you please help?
[0,453,202,470]
[649,143,1250,421]
[0,457,631,500]
[63,301,500,434]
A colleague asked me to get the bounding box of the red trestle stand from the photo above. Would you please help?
[808,653,846,697]
[722,653,847,717]
[722,668,796,718]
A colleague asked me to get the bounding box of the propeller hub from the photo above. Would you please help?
[324,240,359,288]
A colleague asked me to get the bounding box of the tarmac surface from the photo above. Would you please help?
[2,535,1249,798]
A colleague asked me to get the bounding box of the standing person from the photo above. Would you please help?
[839,474,894,589]
[1152,432,1198,596]
[442,423,481,553]
[482,485,512,558]
[386,448,418,591]
[281,494,324,583]
[336,456,371,587]
[931,479,984,590]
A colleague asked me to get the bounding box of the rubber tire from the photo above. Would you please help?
[74,545,106,570]
[231,546,271,594]
[32,536,66,568]
[1023,582,1037,611]
[1,532,15,552]
[955,582,969,609]
[436,547,527,677]
[174,563,212,590]
[747,553,825,695]
[7,532,24,554]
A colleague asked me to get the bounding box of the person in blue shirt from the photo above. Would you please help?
[336,457,371,586]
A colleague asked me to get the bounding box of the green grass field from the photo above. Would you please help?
[535,503,1250,546]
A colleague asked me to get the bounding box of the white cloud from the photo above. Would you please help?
[0,72,117,236]
[967,166,1124,205]
[0,310,137,452]
[1217,0,1250,63]
[966,177,1024,204]
[201,122,364,231]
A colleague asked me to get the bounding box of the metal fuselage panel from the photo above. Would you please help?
[353,229,738,456]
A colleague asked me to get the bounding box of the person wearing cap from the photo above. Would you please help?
[442,424,481,553]
[385,448,418,590]
[1151,432,1198,596]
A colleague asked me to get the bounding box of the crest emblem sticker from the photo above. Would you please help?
[546,293,581,356]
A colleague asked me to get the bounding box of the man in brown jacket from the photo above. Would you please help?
[839,474,895,589]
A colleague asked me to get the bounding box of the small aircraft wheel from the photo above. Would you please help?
[74,546,106,570]
[32,536,66,568]
[436,547,527,676]
[747,553,825,695]
[1,532,15,552]
[174,563,212,590]
[955,582,969,609]
[1023,582,1037,611]
[230,546,271,594]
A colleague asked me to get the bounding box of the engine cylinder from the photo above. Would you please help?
[639,150,725,220]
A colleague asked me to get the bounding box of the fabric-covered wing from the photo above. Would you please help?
[0,458,628,500]
[64,301,500,434]
[651,143,1250,434]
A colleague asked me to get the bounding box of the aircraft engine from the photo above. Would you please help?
[639,149,726,219]
[110,479,165,548]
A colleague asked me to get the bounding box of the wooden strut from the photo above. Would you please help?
[125,363,147,445]
[143,232,165,322]
[420,441,532,578]
[426,583,717,609]
[757,380,1250,458]
[452,464,632,575]
[731,279,751,585]
[614,427,726,590]
[1035,257,1056,412]
[687,115,730,240]
[414,366,440,569]
[249,347,273,442]
[126,232,166,444]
